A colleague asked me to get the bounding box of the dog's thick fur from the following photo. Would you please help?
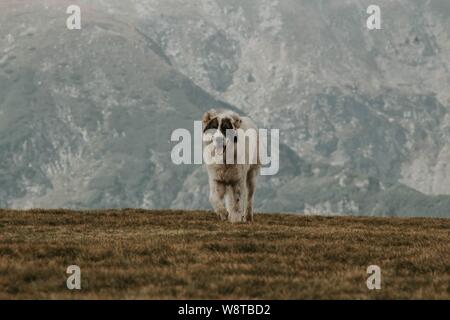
[202,109,260,223]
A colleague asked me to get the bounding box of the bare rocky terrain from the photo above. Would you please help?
[1,0,450,216]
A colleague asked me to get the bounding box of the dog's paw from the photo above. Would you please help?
[229,214,245,224]
[216,210,228,221]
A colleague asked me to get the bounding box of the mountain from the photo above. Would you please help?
[0,0,449,217]
[133,0,450,194]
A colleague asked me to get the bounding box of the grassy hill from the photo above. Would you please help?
[0,209,449,299]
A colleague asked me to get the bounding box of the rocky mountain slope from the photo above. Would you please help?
[132,0,450,195]
[1,0,449,216]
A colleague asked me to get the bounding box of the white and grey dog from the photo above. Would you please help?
[202,109,260,223]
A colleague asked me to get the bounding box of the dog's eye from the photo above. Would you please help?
[220,118,234,135]
[204,118,218,132]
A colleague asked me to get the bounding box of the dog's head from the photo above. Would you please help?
[202,109,241,152]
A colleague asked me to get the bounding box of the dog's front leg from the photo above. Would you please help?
[227,182,245,223]
[245,167,258,223]
[209,180,228,221]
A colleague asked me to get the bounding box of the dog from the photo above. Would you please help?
[202,109,260,223]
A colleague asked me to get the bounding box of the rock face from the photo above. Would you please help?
[135,0,450,194]
[0,0,449,217]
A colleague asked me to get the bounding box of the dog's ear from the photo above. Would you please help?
[202,109,218,125]
[231,113,242,129]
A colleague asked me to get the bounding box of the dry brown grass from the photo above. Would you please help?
[0,209,449,299]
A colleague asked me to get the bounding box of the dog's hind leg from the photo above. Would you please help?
[245,167,258,222]
[209,180,228,221]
